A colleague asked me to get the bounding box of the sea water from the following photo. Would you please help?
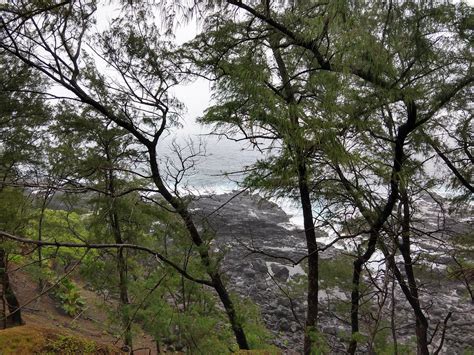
[157,132,306,228]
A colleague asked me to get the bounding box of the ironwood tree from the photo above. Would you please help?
[184,0,473,353]
[0,0,251,349]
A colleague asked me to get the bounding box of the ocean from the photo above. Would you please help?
[158,132,306,228]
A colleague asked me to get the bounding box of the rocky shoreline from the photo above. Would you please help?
[193,192,474,354]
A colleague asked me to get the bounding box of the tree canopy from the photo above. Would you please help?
[0,1,472,354]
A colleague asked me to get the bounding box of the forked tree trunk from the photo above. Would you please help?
[347,229,380,355]
[348,257,365,354]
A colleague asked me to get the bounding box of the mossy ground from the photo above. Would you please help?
[236,351,281,354]
[0,325,122,354]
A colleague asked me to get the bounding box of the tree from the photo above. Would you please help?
[0,0,250,348]
[0,50,50,328]
[0,1,472,353]
[184,15,327,351]
[186,1,472,353]
[47,107,144,348]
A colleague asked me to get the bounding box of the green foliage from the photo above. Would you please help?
[235,297,275,351]
[0,187,33,235]
[27,209,89,242]
[135,270,233,353]
[319,255,354,291]
[0,54,50,174]
[377,343,413,355]
[143,301,231,352]
[51,278,86,317]
[452,231,474,250]
[350,331,367,344]
[371,326,392,354]
[24,208,94,274]
[0,324,119,354]
[307,329,330,355]
[45,334,97,354]
[0,1,472,353]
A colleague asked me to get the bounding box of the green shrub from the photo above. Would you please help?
[51,278,86,317]
[45,334,97,353]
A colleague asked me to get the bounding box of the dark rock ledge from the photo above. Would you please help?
[193,192,474,354]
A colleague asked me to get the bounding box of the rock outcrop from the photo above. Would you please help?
[194,192,474,353]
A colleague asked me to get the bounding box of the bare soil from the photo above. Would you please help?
[7,267,157,354]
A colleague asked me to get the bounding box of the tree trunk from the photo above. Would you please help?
[390,271,398,355]
[347,229,380,354]
[348,258,364,354]
[298,164,319,355]
[399,191,429,355]
[116,245,132,349]
[383,247,429,355]
[344,101,418,353]
[0,248,22,327]
[37,193,47,291]
[109,206,132,348]
[105,149,133,350]
[211,273,249,349]
[268,37,320,354]
[415,320,429,355]
[148,149,249,349]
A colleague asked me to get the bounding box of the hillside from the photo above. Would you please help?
[3,268,155,354]
[0,325,122,354]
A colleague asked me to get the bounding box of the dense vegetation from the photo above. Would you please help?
[0,1,472,354]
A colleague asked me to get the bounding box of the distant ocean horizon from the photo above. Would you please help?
[158,133,306,228]
[157,130,470,274]
[158,129,462,236]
